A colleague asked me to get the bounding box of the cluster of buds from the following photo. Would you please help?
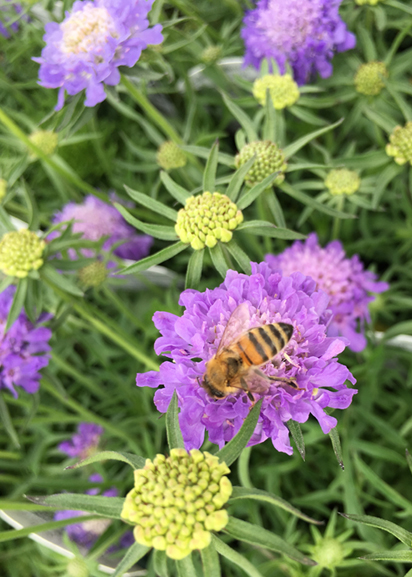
[324,168,360,196]
[121,449,232,560]
[156,141,187,171]
[201,45,222,64]
[0,229,45,278]
[28,129,59,158]
[386,122,412,165]
[175,192,243,250]
[354,61,388,96]
[78,261,107,288]
[235,140,287,188]
[253,74,300,109]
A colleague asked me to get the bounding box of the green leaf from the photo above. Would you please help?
[179,145,234,167]
[225,240,252,275]
[119,241,187,274]
[166,390,185,450]
[287,420,305,461]
[279,182,356,219]
[216,400,262,466]
[340,513,412,547]
[0,515,100,543]
[224,517,316,566]
[265,190,286,228]
[228,487,322,524]
[209,243,230,279]
[385,0,412,16]
[66,450,146,471]
[21,182,39,232]
[175,554,197,577]
[6,278,28,333]
[263,90,276,141]
[27,494,124,519]
[160,171,190,204]
[237,172,281,210]
[283,119,343,159]
[329,427,344,470]
[221,92,258,143]
[112,542,151,577]
[40,264,84,297]
[289,105,328,127]
[185,249,204,289]
[361,550,412,563]
[203,140,220,193]
[226,155,256,202]
[212,535,265,577]
[0,276,14,293]
[237,220,306,240]
[153,550,169,577]
[0,393,20,448]
[114,203,178,240]
[372,163,404,209]
[124,185,178,222]
[201,542,221,577]
[406,449,412,476]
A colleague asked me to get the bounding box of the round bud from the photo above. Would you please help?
[235,141,287,188]
[156,141,187,171]
[28,130,58,158]
[324,168,360,196]
[0,229,45,278]
[201,46,222,64]
[386,122,412,166]
[78,261,107,288]
[253,74,299,109]
[354,61,388,96]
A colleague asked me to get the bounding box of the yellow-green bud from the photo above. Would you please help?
[355,0,384,4]
[175,192,243,250]
[0,179,6,201]
[156,141,187,171]
[0,229,45,278]
[201,45,222,64]
[354,61,388,96]
[28,130,58,158]
[311,538,345,569]
[122,449,232,560]
[235,140,287,188]
[324,168,360,196]
[253,74,299,109]
[386,122,412,165]
[67,558,90,577]
[78,261,107,288]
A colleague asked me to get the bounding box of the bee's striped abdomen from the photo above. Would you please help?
[232,323,293,367]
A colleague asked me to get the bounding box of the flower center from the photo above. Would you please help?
[61,5,116,55]
[325,168,360,196]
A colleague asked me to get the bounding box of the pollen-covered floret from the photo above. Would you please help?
[0,229,45,278]
[354,61,388,96]
[253,74,299,109]
[121,448,232,560]
[324,168,360,196]
[386,122,412,166]
[235,141,287,188]
[156,141,187,171]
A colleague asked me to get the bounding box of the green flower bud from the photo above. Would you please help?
[324,168,360,196]
[78,261,107,288]
[354,61,388,96]
[156,141,187,171]
[122,448,232,560]
[0,179,7,201]
[0,229,45,278]
[311,537,345,569]
[386,122,412,166]
[67,558,90,577]
[175,192,243,250]
[201,45,222,64]
[235,141,287,188]
[253,74,300,109]
[28,130,58,158]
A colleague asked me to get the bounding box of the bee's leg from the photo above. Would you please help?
[255,369,301,390]
[240,377,255,404]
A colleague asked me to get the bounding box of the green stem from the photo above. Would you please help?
[331,196,345,240]
[51,352,106,399]
[102,286,146,331]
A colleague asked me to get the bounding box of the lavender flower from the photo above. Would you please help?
[0,286,52,398]
[241,0,356,85]
[34,0,163,110]
[265,233,388,352]
[54,474,117,548]
[136,263,357,455]
[58,423,103,459]
[51,195,153,262]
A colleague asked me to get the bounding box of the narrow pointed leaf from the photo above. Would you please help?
[225,239,252,274]
[266,190,286,228]
[112,542,150,577]
[185,249,204,289]
[201,542,221,577]
[180,144,234,167]
[203,140,220,193]
[340,513,412,547]
[289,105,328,127]
[283,119,343,159]
[124,185,178,221]
[119,241,187,274]
[237,172,280,210]
[153,550,169,577]
[66,450,146,471]
[237,220,305,239]
[0,207,17,234]
[216,400,262,466]
[160,171,190,204]
[166,390,185,450]
[329,427,344,470]
[27,494,124,519]
[361,550,412,563]
[221,92,258,142]
[263,90,276,141]
[209,243,230,278]
[5,278,27,333]
[114,203,178,240]
[0,515,99,543]
[0,277,14,293]
[226,155,256,202]
[288,420,305,461]
[212,535,264,577]
[279,182,356,219]
[176,554,197,577]
[0,394,20,448]
[40,264,84,297]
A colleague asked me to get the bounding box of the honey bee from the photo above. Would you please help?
[201,303,295,400]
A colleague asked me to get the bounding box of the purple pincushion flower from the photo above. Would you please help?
[50,195,153,262]
[265,233,388,352]
[58,423,104,459]
[0,286,52,397]
[136,263,357,455]
[241,0,356,85]
[33,0,163,110]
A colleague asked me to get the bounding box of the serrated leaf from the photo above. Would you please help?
[112,542,151,577]
[226,155,256,202]
[340,513,412,547]
[237,172,280,210]
[212,535,264,577]
[40,264,84,297]
[209,243,230,279]
[124,185,178,222]
[185,249,204,289]
[119,241,187,274]
[166,390,185,450]
[237,220,306,240]
[27,494,124,519]
[221,92,258,143]
[329,427,344,470]
[66,450,146,471]
[115,203,178,240]
[5,278,27,333]
[201,542,221,577]
[225,240,252,275]
[288,420,305,461]
[216,400,262,466]
[160,171,190,204]
[279,182,356,219]
[283,119,344,159]
[203,140,220,193]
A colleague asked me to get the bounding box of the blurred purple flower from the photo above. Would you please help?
[50,195,153,262]
[59,423,103,459]
[136,263,357,455]
[241,0,356,85]
[265,233,388,352]
[0,2,25,38]
[33,0,163,110]
[0,286,52,398]
[54,474,117,548]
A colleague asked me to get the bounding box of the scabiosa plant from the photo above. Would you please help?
[235,141,287,187]
[28,129,59,158]
[136,262,357,454]
[241,0,356,85]
[58,423,104,459]
[354,61,388,96]
[34,0,163,110]
[0,286,52,397]
[156,141,187,171]
[386,122,412,166]
[253,74,300,109]
[265,233,388,352]
[325,168,361,196]
[0,229,45,278]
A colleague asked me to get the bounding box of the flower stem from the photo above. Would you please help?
[331,196,345,240]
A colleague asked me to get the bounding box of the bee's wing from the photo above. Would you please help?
[244,369,272,394]
[217,303,251,353]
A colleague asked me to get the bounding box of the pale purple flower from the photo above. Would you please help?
[265,233,388,352]
[241,0,356,85]
[0,2,24,38]
[136,263,357,455]
[33,0,163,110]
[0,286,52,398]
[50,195,153,262]
[54,474,117,548]
[58,423,103,459]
